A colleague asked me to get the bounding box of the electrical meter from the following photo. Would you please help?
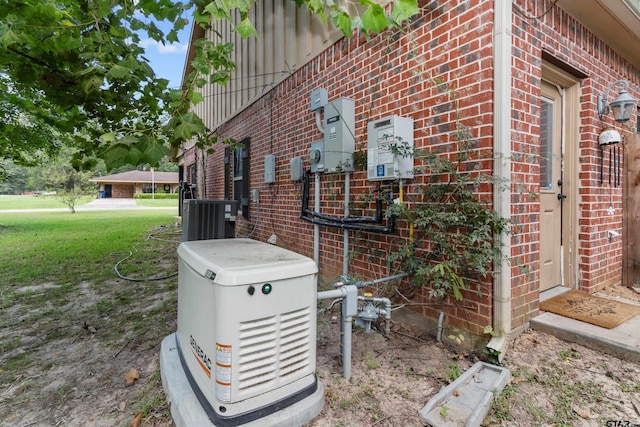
[367,115,414,181]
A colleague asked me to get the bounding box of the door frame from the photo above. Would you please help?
[541,61,580,290]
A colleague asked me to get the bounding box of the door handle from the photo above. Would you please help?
[557,193,567,200]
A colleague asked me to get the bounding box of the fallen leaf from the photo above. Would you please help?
[118,401,126,412]
[124,368,140,385]
[512,376,525,384]
[632,397,640,416]
[453,390,460,396]
[82,320,98,334]
[131,412,142,427]
[572,405,590,419]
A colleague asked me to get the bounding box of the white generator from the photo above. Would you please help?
[161,238,324,427]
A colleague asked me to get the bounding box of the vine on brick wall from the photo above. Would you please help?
[353,48,512,302]
[384,121,511,301]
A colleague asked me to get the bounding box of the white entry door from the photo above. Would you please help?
[539,82,564,291]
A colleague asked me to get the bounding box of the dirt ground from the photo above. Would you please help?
[1,280,639,427]
[310,283,640,426]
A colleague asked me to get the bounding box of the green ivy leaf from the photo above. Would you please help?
[142,138,170,166]
[188,91,205,104]
[173,114,205,140]
[330,9,352,36]
[391,0,419,23]
[82,75,104,94]
[99,132,116,143]
[0,27,22,47]
[106,64,132,81]
[235,18,258,39]
[103,143,132,169]
[361,2,388,34]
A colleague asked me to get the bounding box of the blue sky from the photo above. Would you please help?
[138,18,191,89]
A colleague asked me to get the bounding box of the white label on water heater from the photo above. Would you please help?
[215,343,232,402]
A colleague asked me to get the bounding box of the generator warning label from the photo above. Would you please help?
[215,343,232,402]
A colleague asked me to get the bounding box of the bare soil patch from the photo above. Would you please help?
[2,277,639,426]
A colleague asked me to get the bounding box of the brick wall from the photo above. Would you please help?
[513,0,639,314]
[180,0,639,335]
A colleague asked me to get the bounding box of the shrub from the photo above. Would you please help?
[134,193,179,200]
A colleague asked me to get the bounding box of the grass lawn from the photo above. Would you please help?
[135,198,178,207]
[0,210,179,284]
[0,194,94,209]
[0,210,181,425]
[0,195,179,210]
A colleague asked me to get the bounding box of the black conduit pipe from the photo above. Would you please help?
[301,171,396,234]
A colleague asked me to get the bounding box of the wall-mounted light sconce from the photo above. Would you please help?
[597,79,637,123]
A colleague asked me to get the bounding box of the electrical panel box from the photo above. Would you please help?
[309,140,325,173]
[324,98,355,173]
[264,154,276,183]
[290,157,304,181]
[176,239,319,424]
[367,115,414,181]
[310,88,328,111]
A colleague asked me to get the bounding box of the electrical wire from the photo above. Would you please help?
[236,200,261,238]
[513,0,558,21]
[112,223,181,282]
[318,297,343,315]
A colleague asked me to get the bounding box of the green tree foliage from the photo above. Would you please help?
[0,0,418,170]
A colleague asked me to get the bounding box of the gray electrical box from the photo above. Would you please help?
[290,157,304,181]
[309,140,325,173]
[264,154,276,183]
[324,98,355,173]
[310,88,328,111]
[367,115,414,181]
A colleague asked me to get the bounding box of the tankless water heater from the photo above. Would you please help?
[165,238,323,426]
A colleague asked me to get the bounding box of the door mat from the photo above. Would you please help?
[540,290,640,329]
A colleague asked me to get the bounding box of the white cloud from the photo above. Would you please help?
[139,38,188,54]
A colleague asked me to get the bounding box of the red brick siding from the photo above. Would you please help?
[180,0,638,335]
[514,0,638,308]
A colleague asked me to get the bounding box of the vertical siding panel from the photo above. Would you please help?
[297,6,311,60]
[215,21,222,127]
[309,10,325,55]
[199,0,341,130]
[248,22,256,101]
[264,0,274,86]
[274,0,285,75]
[229,15,242,114]
[255,2,264,95]
[285,0,297,70]
[242,26,249,107]
[227,21,235,118]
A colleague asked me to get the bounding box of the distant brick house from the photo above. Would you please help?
[90,170,179,198]
[178,0,640,352]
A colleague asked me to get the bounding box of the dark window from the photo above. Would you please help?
[224,147,231,199]
[142,183,156,194]
[233,138,251,219]
[188,164,196,184]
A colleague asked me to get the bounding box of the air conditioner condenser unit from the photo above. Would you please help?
[160,239,324,426]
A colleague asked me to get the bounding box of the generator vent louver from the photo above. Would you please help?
[237,307,312,393]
